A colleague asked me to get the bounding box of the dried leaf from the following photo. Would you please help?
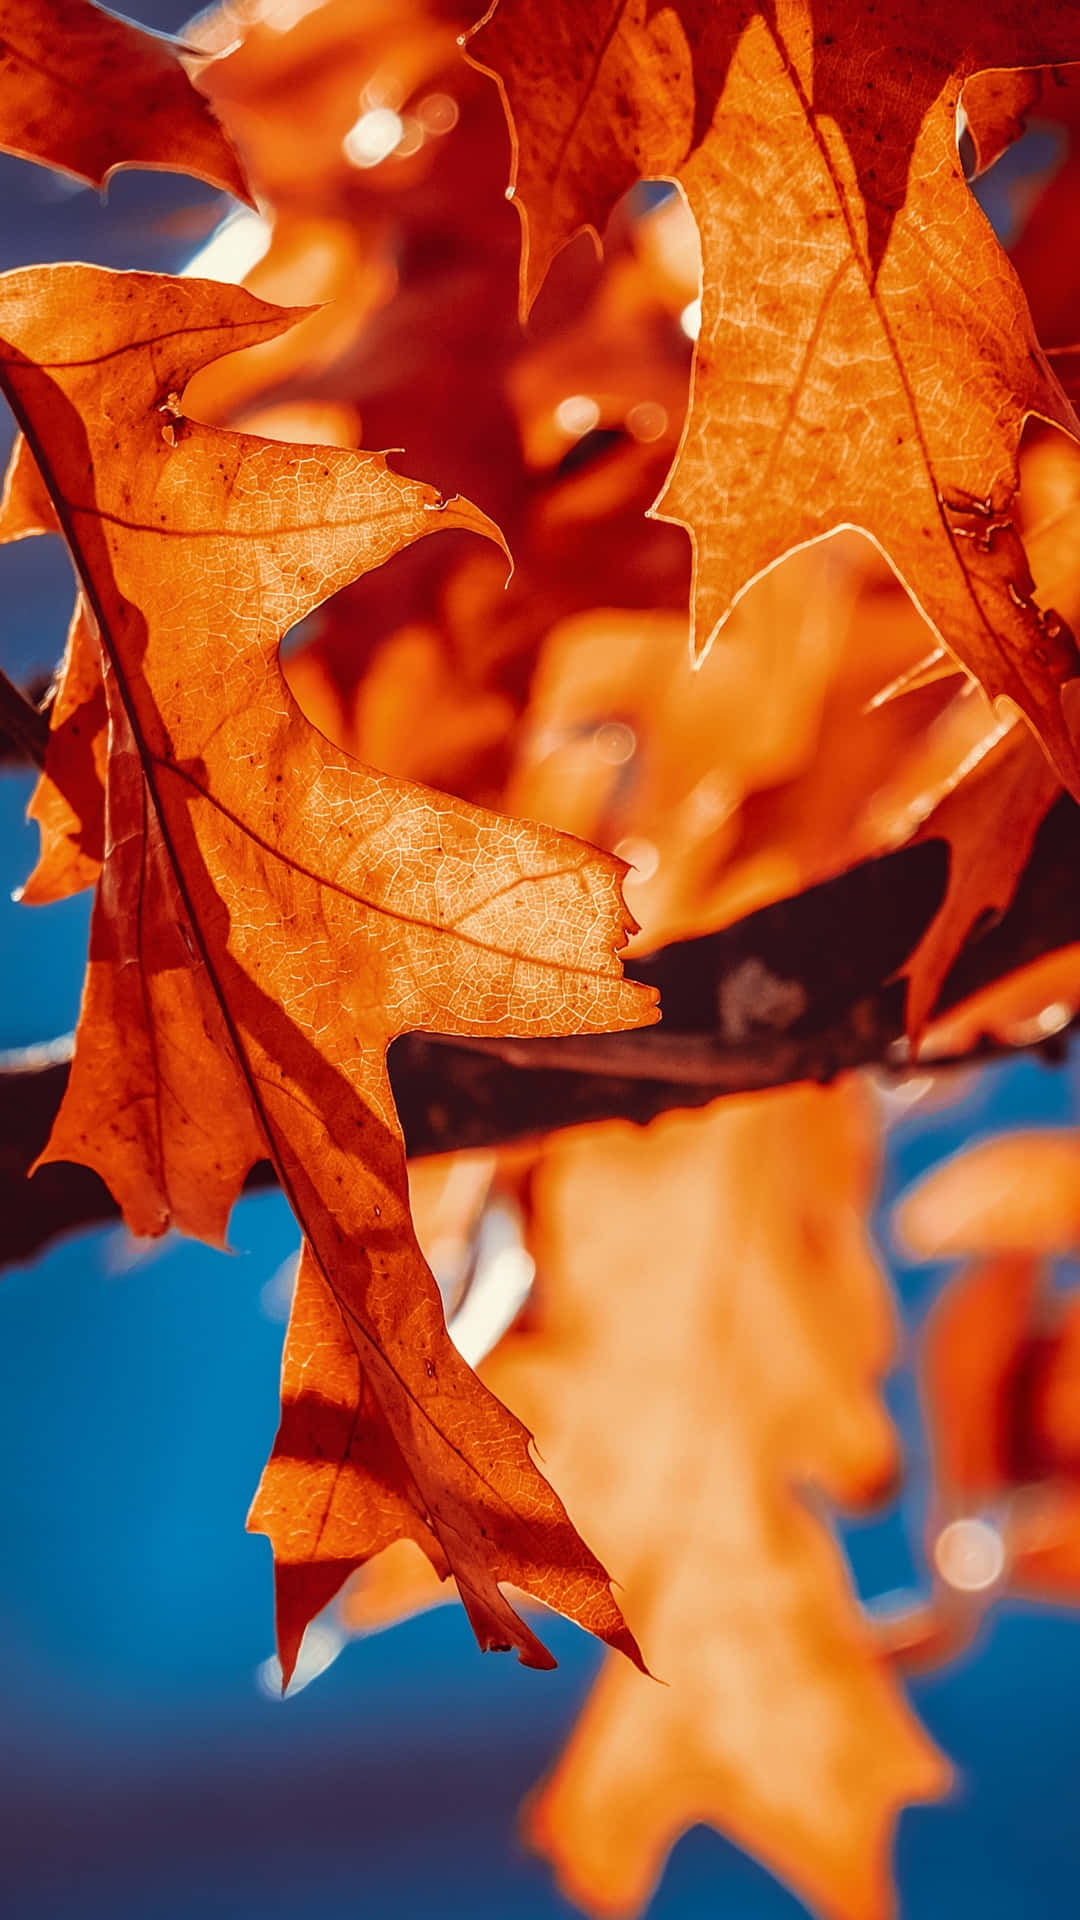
[960,67,1043,176]
[0,431,105,895]
[0,422,56,537]
[0,433,107,901]
[919,943,1080,1056]
[904,722,1060,1037]
[920,1252,1042,1503]
[0,262,656,1680]
[20,595,106,903]
[896,1131,1080,1256]
[996,66,1080,357]
[0,0,250,197]
[915,1239,1080,1607]
[475,1091,946,1920]
[471,2,1080,794]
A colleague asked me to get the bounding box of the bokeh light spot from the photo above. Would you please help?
[417,92,460,135]
[592,720,636,765]
[554,393,602,438]
[934,1517,1006,1592]
[680,297,702,340]
[343,107,404,169]
[626,400,669,442]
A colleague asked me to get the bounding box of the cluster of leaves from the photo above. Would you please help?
[6,1,1080,1916]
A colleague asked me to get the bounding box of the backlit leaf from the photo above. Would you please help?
[471,2,1080,793]
[0,0,251,197]
[0,262,656,1680]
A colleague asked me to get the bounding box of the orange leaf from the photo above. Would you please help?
[896,1131,1080,1256]
[995,66,1080,360]
[0,433,107,902]
[914,1239,1080,1606]
[0,434,108,900]
[919,1252,1042,1504]
[0,0,251,198]
[476,1091,947,1920]
[903,721,1060,1038]
[0,422,56,538]
[19,595,106,904]
[918,943,1080,1057]
[0,263,656,1680]
[471,3,1080,795]
[960,67,1043,176]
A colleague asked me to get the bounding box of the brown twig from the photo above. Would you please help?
[5,798,1080,1268]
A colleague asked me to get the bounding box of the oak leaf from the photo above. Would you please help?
[484,1092,947,1920]
[0,432,105,903]
[0,0,250,198]
[470,2,1080,795]
[916,944,1080,1058]
[902,720,1059,1037]
[901,1142,1080,1606]
[910,1218,1080,1610]
[191,0,526,523]
[897,1131,1080,1259]
[181,4,703,811]
[917,1250,1043,1503]
[959,66,1043,178]
[503,579,852,946]
[895,445,1080,1033]
[967,66,1080,383]
[349,1092,948,1918]
[0,262,657,1680]
[498,536,977,954]
[20,594,105,903]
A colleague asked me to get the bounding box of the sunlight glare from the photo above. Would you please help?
[626,400,669,442]
[417,92,459,135]
[680,298,702,340]
[554,393,601,438]
[934,1517,1006,1592]
[183,210,271,284]
[257,1619,346,1699]
[592,721,636,765]
[260,1249,300,1323]
[614,836,660,883]
[1007,1001,1073,1046]
[450,1243,535,1367]
[343,107,404,169]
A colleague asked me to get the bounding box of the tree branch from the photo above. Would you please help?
[6,791,1080,1268]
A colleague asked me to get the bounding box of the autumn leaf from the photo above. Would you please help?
[978,66,1080,370]
[894,444,1080,1033]
[502,575,853,946]
[960,66,1043,178]
[902,720,1059,1037]
[190,0,527,522]
[0,0,251,198]
[173,5,703,819]
[7,4,1080,1911]
[480,1091,947,1920]
[470,2,1080,796]
[917,1250,1043,1501]
[0,262,657,1681]
[914,1253,1080,1610]
[349,1091,948,1918]
[916,944,1080,1058]
[0,433,106,903]
[899,1143,1080,1614]
[19,594,105,903]
[897,1131,1080,1259]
